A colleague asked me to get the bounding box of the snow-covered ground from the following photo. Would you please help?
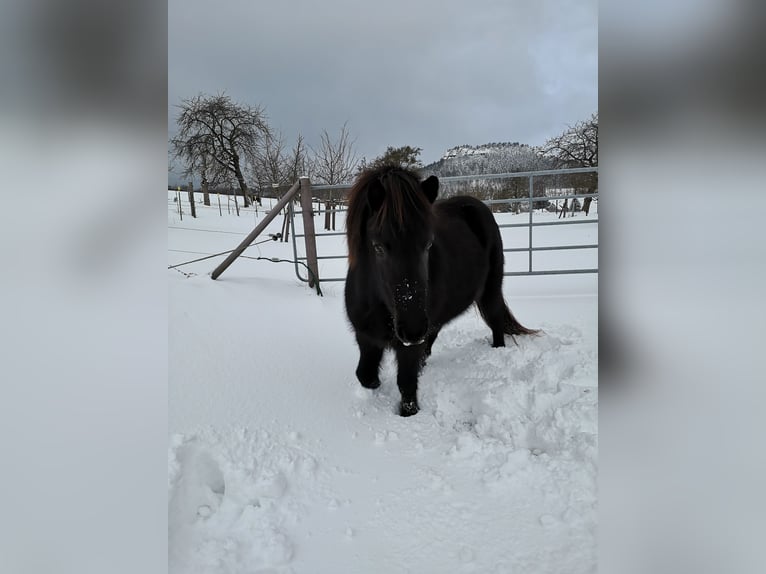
[168,191,598,573]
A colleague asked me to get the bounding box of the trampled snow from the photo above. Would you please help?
[169,192,597,573]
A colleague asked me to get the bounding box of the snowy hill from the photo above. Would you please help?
[441,142,528,160]
[425,142,553,177]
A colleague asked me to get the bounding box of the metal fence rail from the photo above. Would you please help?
[290,167,598,284]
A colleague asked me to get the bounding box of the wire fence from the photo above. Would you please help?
[168,168,598,290]
[289,167,598,283]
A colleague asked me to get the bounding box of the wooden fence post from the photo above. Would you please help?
[202,177,210,206]
[299,177,320,288]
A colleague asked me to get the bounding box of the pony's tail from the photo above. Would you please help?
[503,304,541,342]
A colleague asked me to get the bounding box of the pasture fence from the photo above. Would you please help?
[289,166,598,284]
[201,167,597,291]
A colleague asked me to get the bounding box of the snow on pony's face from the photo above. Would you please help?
[368,225,433,346]
[347,167,438,346]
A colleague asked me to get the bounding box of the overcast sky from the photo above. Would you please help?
[169,0,596,180]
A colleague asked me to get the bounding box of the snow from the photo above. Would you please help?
[169,191,597,573]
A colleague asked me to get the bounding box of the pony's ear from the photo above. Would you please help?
[421,175,439,203]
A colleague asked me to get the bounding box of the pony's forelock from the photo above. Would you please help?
[346,165,432,268]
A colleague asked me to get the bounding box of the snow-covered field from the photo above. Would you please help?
[168,191,598,573]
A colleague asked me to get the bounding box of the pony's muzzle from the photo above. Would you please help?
[394,321,428,347]
[400,337,426,347]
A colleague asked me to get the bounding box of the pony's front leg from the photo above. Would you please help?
[395,344,425,416]
[355,335,384,389]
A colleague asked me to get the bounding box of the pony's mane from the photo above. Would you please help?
[346,164,432,269]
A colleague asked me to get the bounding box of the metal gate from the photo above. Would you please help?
[289,167,598,284]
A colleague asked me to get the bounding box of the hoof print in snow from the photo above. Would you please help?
[169,443,226,526]
[453,419,475,432]
[399,401,419,417]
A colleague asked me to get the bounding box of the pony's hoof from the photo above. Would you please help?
[399,401,419,417]
[360,378,380,389]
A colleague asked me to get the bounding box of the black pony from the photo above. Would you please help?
[344,165,537,416]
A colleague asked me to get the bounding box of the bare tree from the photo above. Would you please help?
[168,149,176,177]
[175,145,216,206]
[285,134,308,184]
[541,113,598,214]
[171,93,270,207]
[187,181,197,218]
[199,153,211,206]
[310,122,359,185]
[252,130,288,195]
[310,123,358,230]
[251,131,309,202]
[541,112,598,168]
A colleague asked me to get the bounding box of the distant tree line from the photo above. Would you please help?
[170,93,362,208]
[170,94,597,215]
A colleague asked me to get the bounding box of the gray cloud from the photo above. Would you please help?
[169,0,596,177]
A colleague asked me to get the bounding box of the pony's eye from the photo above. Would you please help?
[373,242,385,256]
